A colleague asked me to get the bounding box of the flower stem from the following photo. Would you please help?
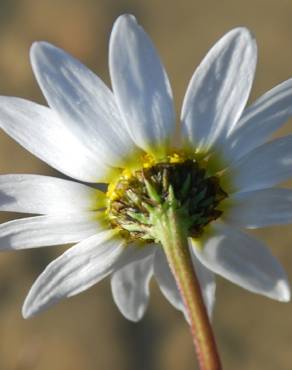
[154,203,222,370]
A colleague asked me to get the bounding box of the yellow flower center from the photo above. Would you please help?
[106,151,228,242]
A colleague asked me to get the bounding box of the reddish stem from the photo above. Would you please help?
[156,206,222,370]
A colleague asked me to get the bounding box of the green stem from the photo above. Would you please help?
[154,204,222,370]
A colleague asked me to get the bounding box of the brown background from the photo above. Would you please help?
[0,0,292,369]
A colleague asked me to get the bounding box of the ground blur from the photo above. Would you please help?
[0,0,292,369]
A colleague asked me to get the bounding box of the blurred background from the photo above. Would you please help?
[0,0,292,369]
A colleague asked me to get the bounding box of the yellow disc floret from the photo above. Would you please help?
[106,151,228,242]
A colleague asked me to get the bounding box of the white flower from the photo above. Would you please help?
[0,14,291,322]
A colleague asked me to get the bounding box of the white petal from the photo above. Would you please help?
[228,135,292,192]
[181,27,257,152]
[189,246,216,318]
[111,251,154,322]
[191,223,290,301]
[225,188,292,228]
[22,230,125,318]
[113,243,156,270]
[153,247,185,315]
[0,212,104,250]
[0,97,111,182]
[109,14,175,156]
[224,79,292,161]
[0,174,105,214]
[30,42,138,167]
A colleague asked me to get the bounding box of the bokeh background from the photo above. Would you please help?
[0,0,292,369]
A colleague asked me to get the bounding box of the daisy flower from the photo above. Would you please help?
[0,14,291,332]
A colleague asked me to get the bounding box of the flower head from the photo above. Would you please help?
[0,14,291,323]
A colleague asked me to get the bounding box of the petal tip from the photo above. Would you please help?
[30,41,47,68]
[30,41,40,52]
[276,280,291,302]
[111,14,140,39]
[223,26,257,57]
[30,41,46,57]
[114,13,137,27]
[30,41,58,66]
[22,290,43,319]
[125,311,144,323]
[228,26,254,41]
[21,302,34,320]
